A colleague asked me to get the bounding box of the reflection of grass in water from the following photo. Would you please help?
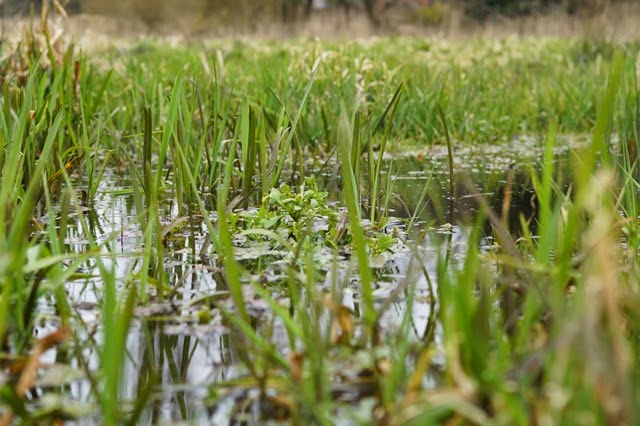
[2,26,640,424]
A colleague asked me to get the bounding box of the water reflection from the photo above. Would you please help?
[34,138,564,423]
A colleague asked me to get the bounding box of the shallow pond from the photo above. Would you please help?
[32,136,576,424]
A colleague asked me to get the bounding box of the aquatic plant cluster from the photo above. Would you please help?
[1,28,640,424]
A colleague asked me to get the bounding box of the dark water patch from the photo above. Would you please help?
[381,136,577,232]
[312,136,578,235]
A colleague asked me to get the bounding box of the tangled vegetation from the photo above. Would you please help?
[1,12,640,424]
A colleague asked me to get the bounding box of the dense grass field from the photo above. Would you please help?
[1,17,640,424]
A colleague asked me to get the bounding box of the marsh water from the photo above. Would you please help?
[33,136,575,424]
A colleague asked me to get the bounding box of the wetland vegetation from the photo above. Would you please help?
[1,7,640,425]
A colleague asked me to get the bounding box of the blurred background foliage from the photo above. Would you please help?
[1,0,630,28]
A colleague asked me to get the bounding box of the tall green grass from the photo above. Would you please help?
[2,32,640,424]
[397,49,640,424]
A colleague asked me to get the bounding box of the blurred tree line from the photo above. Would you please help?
[460,0,617,20]
[1,0,626,24]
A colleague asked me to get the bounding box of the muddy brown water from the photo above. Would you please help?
[32,137,575,424]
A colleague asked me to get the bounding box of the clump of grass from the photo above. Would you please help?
[392,50,640,425]
[0,0,71,86]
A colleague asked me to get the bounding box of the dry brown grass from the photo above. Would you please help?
[3,0,640,46]
[1,2,71,85]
